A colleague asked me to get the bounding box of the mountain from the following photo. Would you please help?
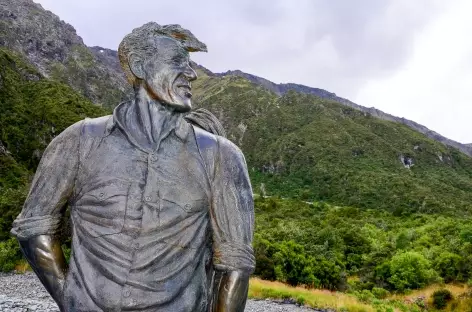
[0,47,108,239]
[217,70,472,157]
[1,0,469,157]
[191,69,472,215]
[1,0,472,216]
[0,0,131,108]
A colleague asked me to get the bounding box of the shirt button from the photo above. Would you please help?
[134,243,140,249]
[99,192,105,198]
[123,290,131,297]
[184,203,191,210]
[150,154,158,162]
[145,196,151,202]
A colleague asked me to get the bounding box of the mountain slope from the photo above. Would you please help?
[217,70,472,157]
[1,0,472,217]
[2,0,469,157]
[0,48,108,239]
[0,0,131,108]
[192,69,472,215]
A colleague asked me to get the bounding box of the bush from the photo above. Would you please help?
[387,251,438,291]
[0,237,22,272]
[296,295,306,306]
[431,289,453,309]
[371,287,390,299]
[272,240,321,287]
[356,289,375,303]
[433,252,464,282]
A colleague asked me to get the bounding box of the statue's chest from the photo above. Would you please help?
[72,132,211,236]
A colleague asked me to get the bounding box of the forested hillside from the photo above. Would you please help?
[192,70,472,215]
[0,48,107,247]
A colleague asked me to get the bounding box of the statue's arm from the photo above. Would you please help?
[213,270,251,312]
[11,121,83,311]
[210,137,255,312]
[19,235,68,310]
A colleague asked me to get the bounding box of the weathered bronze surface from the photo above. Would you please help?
[11,23,255,312]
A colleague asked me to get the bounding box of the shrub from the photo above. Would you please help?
[431,289,453,309]
[433,252,464,283]
[371,287,390,299]
[0,237,22,272]
[355,289,375,303]
[387,251,438,291]
[296,295,306,306]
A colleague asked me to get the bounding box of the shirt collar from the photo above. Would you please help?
[107,101,190,143]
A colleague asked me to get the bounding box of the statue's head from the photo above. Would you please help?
[118,23,207,112]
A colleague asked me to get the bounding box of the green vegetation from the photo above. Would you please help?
[431,289,453,309]
[0,48,108,262]
[193,70,472,216]
[49,45,128,109]
[253,197,472,293]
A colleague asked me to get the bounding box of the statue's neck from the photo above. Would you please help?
[125,86,180,151]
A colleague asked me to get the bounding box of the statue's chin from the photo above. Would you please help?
[161,100,192,113]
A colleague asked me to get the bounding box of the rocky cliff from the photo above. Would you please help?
[0,0,131,108]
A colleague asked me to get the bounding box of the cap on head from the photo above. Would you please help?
[118,22,207,84]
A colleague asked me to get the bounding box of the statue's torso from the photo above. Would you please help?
[64,116,213,312]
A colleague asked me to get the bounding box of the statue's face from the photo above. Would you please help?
[139,37,197,112]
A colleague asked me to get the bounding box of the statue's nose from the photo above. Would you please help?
[184,66,197,81]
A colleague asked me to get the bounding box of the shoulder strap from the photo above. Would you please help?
[192,124,219,185]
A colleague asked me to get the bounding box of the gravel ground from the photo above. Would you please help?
[0,273,318,312]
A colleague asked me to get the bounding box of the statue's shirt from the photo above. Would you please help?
[12,102,255,312]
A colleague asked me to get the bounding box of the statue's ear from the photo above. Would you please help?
[128,53,145,80]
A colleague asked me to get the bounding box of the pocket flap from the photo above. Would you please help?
[86,181,130,201]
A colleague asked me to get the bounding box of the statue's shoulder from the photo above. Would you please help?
[81,115,114,138]
[192,124,218,151]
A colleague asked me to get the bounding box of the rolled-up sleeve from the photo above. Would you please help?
[210,137,255,273]
[11,121,83,240]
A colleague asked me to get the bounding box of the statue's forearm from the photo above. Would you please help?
[213,270,250,312]
[19,235,68,310]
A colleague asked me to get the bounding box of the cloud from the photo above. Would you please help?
[34,0,471,142]
[356,0,472,143]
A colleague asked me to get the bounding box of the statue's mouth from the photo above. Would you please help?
[177,84,192,98]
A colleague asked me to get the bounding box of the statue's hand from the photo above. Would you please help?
[213,270,250,312]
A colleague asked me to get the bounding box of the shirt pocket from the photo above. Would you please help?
[160,197,209,214]
[74,181,131,237]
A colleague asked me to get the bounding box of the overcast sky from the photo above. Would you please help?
[34,0,472,143]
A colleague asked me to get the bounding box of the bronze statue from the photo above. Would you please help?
[11,23,255,312]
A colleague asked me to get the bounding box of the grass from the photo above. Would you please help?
[389,283,472,312]
[248,278,472,312]
[249,278,376,311]
[389,283,469,304]
[14,259,30,273]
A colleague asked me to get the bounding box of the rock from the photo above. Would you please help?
[0,0,131,108]
[0,272,321,311]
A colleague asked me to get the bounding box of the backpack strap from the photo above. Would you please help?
[192,124,218,186]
